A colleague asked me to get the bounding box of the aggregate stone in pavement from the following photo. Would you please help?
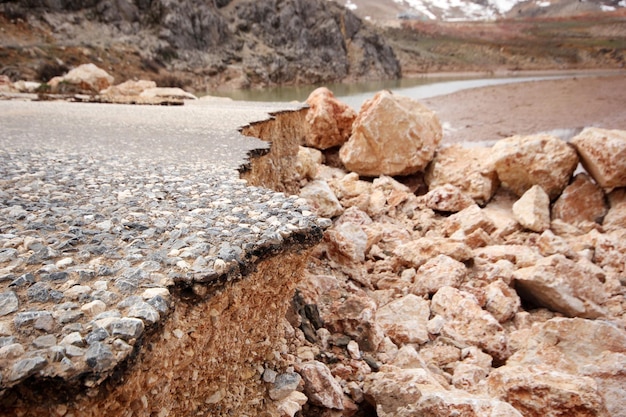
[0,99,325,391]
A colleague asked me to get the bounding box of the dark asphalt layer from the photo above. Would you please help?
[0,99,304,170]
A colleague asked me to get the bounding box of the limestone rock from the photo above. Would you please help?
[339,90,442,176]
[295,146,323,181]
[0,75,18,93]
[488,366,610,417]
[300,180,343,218]
[410,254,467,296]
[329,172,373,212]
[473,244,541,268]
[100,79,157,96]
[536,230,577,259]
[431,286,510,361]
[511,184,550,232]
[490,134,578,199]
[49,63,114,94]
[139,87,197,100]
[552,173,607,226]
[603,188,626,231]
[376,294,430,345]
[394,237,472,269]
[304,87,356,150]
[326,293,384,352]
[405,385,523,417]
[444,204,497,240]
[298,360,344,410]
[323,221,367,264]
[513,254,608,318]
[371,175,413,211]
[363,366,443,416]
[269,372,302,401]
[484,280,521,323]
[421,184,475,213]
[425,144,499,205]
[276,391,308,417]
[364,366,522,417]
[501,317,626,417]
[571,127,626,188]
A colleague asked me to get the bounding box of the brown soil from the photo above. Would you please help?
[422,73,626,144]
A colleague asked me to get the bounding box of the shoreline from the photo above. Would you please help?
[421,73,626,144]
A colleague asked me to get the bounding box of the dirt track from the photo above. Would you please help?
[423,73,626,144]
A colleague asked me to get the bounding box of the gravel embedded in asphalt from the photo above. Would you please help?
[0,99,323,390]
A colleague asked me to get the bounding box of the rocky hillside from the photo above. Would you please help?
[0,0,400,92]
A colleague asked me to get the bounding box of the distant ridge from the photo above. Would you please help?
[332,0,626,22]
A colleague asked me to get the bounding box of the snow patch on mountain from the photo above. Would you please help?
[394,0,518,20]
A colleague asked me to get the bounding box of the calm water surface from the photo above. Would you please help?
[206,73,579,110]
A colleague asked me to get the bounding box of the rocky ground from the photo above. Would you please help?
[273,86,626,416]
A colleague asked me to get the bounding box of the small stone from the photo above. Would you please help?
[376,294,430,345]
[127,301,160,325]
[552,173,607,226]
[141,287,170,300]
[48,345,66,362]
[263,368,278,383]
[14,311,53,329]
[347,340,361,359]
[269,372,302,401]
[0,343,25,359]
[0,336,16,347]
[422,184,475,212]
[54,310,84,325]
[9,273,35,288]
[298,360,344,410]
[0,291,19,316]
[300,180,344,218]
[9,356,47,382]
[60,332,85,347]
[85,327,109,345]
[512,185,551,232]
[64,345,85,357]
[43,272,69,281]
[81,300,107,316]
[64,285,91,300]
[27,282,52,302]
[32,334,57,348]
[111,317,144,341]
[85,341,115,371]
[147,296,169,314]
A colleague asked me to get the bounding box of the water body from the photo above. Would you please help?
[207,72,581,110]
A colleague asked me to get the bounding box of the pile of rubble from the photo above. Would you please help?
[0,63,197,104]
[277,87,626,416]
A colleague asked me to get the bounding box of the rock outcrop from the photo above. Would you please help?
[0,0,401,90]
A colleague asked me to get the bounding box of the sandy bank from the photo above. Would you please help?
[422,73,626,144]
